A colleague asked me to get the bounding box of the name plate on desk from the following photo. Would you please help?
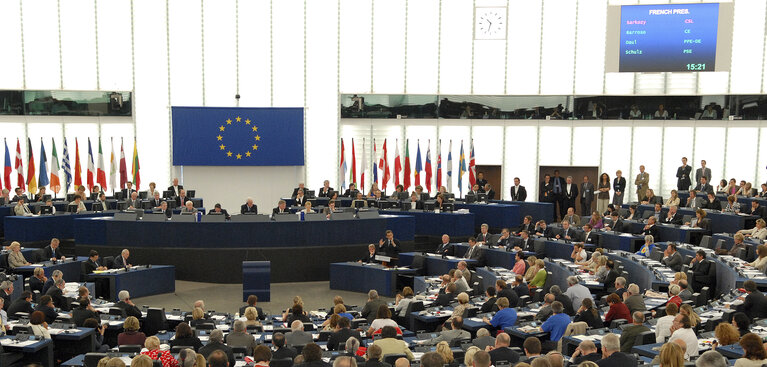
[375,255,392,263]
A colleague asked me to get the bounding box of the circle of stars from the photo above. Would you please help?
[216,116,260,160]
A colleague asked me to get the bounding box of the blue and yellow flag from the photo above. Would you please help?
[172,107,304,166]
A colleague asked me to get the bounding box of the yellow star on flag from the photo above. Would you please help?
[245,119,251,124]
[236,153,242,159]
[226,119,232,124]
[255,135,261,141]
[219,125,225,131]
[245,151,251,157]
[252,126,258,132]
[236,116,242,122]
[227,151,232,157]
[217,135,223,141]
[253,144,259,150]
[219,144,225,150]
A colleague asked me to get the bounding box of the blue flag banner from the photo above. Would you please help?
[172,106,305,166]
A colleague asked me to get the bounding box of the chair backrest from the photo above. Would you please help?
[714,239,726,250]
[232,346,249,356]
[144,307,167,336]
[609,319,628,329]
[699,235,711,248]
[84,353,108,367]
[118,344,142,353]
[634,330,655,346]
[565,321,588,337]
[642,211,652,219]
[383,354,408,365]
[270,358,294,367]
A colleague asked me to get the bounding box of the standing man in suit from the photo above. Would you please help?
[676,157,692,191]
[272,200,289,215]
[126,192,142,210]
[539,174,554,208]
[113,249,132,269]
[695,160,711,187]
[43,238,65,261]
[552,170,566,220]
[510,177,527,202]
[563,176,579,218]
[476,172,488,193]
[241,198,258,214]
[661,243,683,272]
[149,192,163,209]
[695,177,714,195]
[175,189,190,208]
[580,176,595,216]
[380,230,401,258]
[613,170,626,207]
[635,165,649,202]
[121,181,136,199]
[318,180,334,198]
[168,178,183,197]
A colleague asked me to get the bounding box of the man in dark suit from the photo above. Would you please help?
[640,217,660,239]
[359,244,379,263]
[175,189,190,208]
[436,234,453,256]
[361,290,388,323]
[379,230,401,258]
[0,281,12,312]
[436,283,457,307]
[113,249,132,269]
[29,268,47,293]
[342,183,358,198]
[512,275,530,299]
[271,333,297,360]
[580,176,595,216]
[563,176,579,219]
[689,250,713,292]
[606,212,623,233]
[318,180,335,198]
[46,279,69,311]
[695,177,714,195]
[208,203,231,219]
[596,333,637,367]
[476,172,488,193]
[497,280,519,308]
[35,295,58,324]
[552,170,567,220]
[153,201,172,218]
[749,201,767,220]
[510,177,527,202]
[464,237,485,266]
[241,198,258,214]
[662,206,683,225]
[294,190,308,206]
[619,312,650,352]
[582,224,598,245]
[121,182,136,200]
[676,157,692,191]
[42,238,65,261]
[488,333,520,365]
[516,216,535,235]
[168,178,183,197]
[539,174,555,211]
[116,290,143,318]
[239,295,266,320]
[477,224,492,244]
[481,287,498,313]
[484,184,496,201]
[555,221,577,242]
[272,200,289,215]
[661,243,683,272]
[740,280,767,320]
[703,192,721,211]
[149,192,164,209]
[602,261,619,293]
[291,183,307,199]
[495,229,512,248]
[517,231,534,252]
[8,291,35,318]
[82,250,107,275]
[326,317,363,350]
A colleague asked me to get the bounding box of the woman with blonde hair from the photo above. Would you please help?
[244,306,262,327]
[665,190,680,207]
[671,272,687,285]
[394,287,415,318]
[463,346,481,366]
[739,219,767,240]
[190,307,207,327]
[131,355,154,367]
[659,342,684,367]
[436,341,459,367]
[679,304,701,328]
[748,245,767,272]
[283,296,305,320]
[118,316,146,346]
[524,256,539,283]
[530,259,547,288]
[444,292,470,328]
[594,256,609,282]
[8,241,31,269]
[141,336,178,367]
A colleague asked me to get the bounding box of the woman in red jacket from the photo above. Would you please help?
[603,293,631,324]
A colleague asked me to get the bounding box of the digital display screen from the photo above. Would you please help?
[619,3,720,72]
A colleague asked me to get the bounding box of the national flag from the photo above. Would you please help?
[50,138,61,194]
[86,138,95,191]
[380,139,390,190]
[119,138,127,189]
[74,138,82,187]
[468,139,476,189]
[458,140,466,196]
[403,140,411,191]
[340,139,347,190]
[436,140,442,190]
[63,139,72,192]
[447,140,453,192]
[360,138,366,194]
[350,138,356,187]
[414,141,422,186]
[97,138,107,190]
[393,140,401,187]
[26,137,37,194]
[38,138,49,189]
[372,139,378,186]
[109,138,116,193]
[425,141,432,193]
[15,138,24,191]
[3,139,11,190]
[131,138,140,189]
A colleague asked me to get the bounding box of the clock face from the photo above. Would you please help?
[475,7,507,40]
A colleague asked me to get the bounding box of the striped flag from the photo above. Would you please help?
[425,140,432,193]
[74,138,82,187]
[340,139,347,190]
[38,138,49,189]
[414,141,422,186]
[446,140,453,192]
[15,138,24,191]
[458,140,466,196]
[436,140,442,190]
[63,139,72,192]
[360,138,366,194]
[97,138,107,190]
[393,140,401,187]
[26,137,37,194]
[3,139,11,190]
[86,138,95,191]
[372,139,378,186]
[380,139,390,191]
[468,139,476,189]
[119,138,127,189]
[109,138,116,193]
[131,138,140,189]
[50,138,61,194]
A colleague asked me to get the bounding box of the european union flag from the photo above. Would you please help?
[172,107,304,166]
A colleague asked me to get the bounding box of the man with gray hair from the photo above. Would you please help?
[624,284,646,314]
[564,276,592,311]
[695,350,727,367]
[361,289,386,323]
[45,278,69,311]
[114,249,131,269]
[596,333,637,367]
[535,293,555,321]
[614,276,627,298]
[225,320,257,355]
[569,340,600,364]
[116,290,142,318]
[199,329,235,367]
[487,332,520,365]
[0,281,12,312]
[550,285,575,316]
[619,311,650,352]
[285,320,312,346]
[182,200,198,214]
[453,271,469,293]
[473,328,496,350]
[42,269,62,294]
